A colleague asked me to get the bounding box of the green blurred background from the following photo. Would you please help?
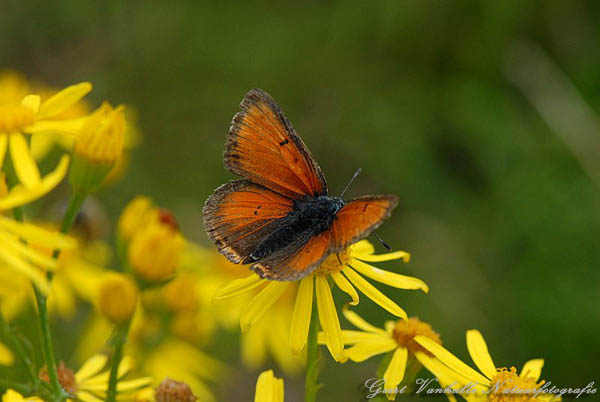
[2,0,599,400]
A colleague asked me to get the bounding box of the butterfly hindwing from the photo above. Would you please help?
[225,88,327,199]
[251,231,332,280]
[330,195,399,252]
[202,180,295,264]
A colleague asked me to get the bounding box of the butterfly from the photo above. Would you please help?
[203,89,398,281]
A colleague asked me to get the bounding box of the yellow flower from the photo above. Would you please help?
[241,289,305,376]
[214,240,428,362]
[254,370,284,402]
[414,330,561,402]
[0,215,76,293]
[98,273,139,323]
[128,221,184,283]
[0,81,91,189]
[70,102,126,194]
[38,354,153,402]
[1,389,43,402]
[0,341,14,366]
[320,308,444,400]
[118,196,159,242]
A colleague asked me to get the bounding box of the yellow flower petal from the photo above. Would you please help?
[0,341,15,366]
[213,274,264,302]
[520,359,544,382]
[0,237,49,293]
[25,117,87,136]
[414,336,491,386]
[0,216,76,249]
[466,330,496,380]
[21,95,40,114]
[0,231,57,269]
[9,133,41,187]
[355,250,411,263]
[0,135,8,168]
[76,391,104,402]
[351,239,375,254]
[331,271,359,305]
[351,259,428,292]
[384,347,408,399]
[315,275,344,362]
[75,354,108,383]
[290,276,313,354]
[240,282,289,332]
[36,82,92,120]
[116,377,153,391]
[255,370,284,402]
[342,307,387,334]
[344,338,397,362]
[414,351,485,394]
[342,267,407,319]
[0,155,70,210]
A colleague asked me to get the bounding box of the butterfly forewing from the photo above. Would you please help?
[225,89,327,199]
[330,195,399,252]
[203,180,295,263]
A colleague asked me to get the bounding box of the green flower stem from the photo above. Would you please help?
[52,191,86,257]
[32,285,65,401]
[106,322,131,402]
[305,298,321,402]
[0,312,38,385]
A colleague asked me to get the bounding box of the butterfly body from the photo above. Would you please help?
[246,195,344,264]
[203,89,398,281]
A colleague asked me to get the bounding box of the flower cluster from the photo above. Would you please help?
[0,70,571,402]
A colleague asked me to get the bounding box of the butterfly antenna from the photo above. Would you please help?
[373,231,392,251]
[340,168,362,198]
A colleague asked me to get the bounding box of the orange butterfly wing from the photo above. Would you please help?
[225,88,327,199]
[251,231,332,280]
[330,195,399,251]
[203,180,294,264]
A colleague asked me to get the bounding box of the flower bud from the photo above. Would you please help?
[128,222,184,283]
[118,196,159,241]
[155,378,196,402]
[98,273,138,323]
[69,102,125,194]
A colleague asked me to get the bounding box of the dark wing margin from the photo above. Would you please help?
[330,195,399,252]
[202,180,294,264]
[225,88,327,199]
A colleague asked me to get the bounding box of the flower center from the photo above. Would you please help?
[155,378,196,402]
[489,367,544,402]
[392,317,442,355]
[0,104,34,133]
[316,248,351,275]
[39,361,78,393]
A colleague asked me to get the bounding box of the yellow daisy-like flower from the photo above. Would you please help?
[414,330,561,402]
[214,240,428,362]
[0,81,91,189]
[1,389,43,402]
[0,214,76,293]
[254,370,284,402]
[38,354,153,402]
[319,308,446,401]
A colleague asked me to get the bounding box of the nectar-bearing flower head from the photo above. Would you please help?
[98,273,139,323]
[155,378,197,402]
[128,219,185,283]
[414,330,561,402]
[118,196,160,241]
[319,308,444,401]
[70,102,125,194]
[1,81,90,189]
[213,240,427,363]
